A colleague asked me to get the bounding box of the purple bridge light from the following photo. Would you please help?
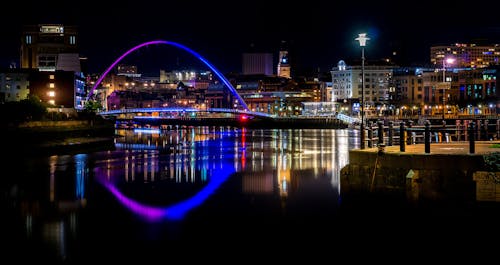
[96,164,236,222]
[87,40,249,111]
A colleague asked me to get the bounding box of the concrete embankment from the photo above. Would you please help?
[340,142,500,204]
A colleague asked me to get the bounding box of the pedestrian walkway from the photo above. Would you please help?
[356,141,500,155]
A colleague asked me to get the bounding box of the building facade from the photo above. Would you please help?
[0,69,30,103]
[242,53,273,75]
[392,67,425,105]
[331,61,393,106]
[21,24,80,72]
[277,50,291,79]
[29,70,83,108]
[431,43,500,69]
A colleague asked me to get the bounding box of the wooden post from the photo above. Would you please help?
[400,122,405,152]
[425,120,431,154]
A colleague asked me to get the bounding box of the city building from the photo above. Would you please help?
[242,53,273,75]
[159,70,212,89]
[321,81,333,102]
[456,67,498,105]
[331,60,393,106]
[277,43,291,79]
[117,64,141,78]
[431,43,500,69]
[0,69,30,103]
[392,67,425,106]
[20,24,86,110]
[21,24,80,72]
[29,70,84,108]
[421,69,453,106]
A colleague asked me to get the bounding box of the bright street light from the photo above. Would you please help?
[355,33,370,149]
[442,57,455,121]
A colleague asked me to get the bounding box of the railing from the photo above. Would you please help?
[98,107,275,118]
[361,119,500,154]
[336,113,360,124]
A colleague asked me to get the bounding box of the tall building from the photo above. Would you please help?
[242,53,273,75]
[20,24,80,72]
[277,42,291,78]
[431,43,500,69]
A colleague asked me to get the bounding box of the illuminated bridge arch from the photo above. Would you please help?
[87,40,249,111]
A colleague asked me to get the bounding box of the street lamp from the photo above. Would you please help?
[356,33,370,149]
[442,57,455,121]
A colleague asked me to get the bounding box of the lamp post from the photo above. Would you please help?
[356,33,370,149]
[442,57,455,121]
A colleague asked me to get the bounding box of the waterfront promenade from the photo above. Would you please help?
[342,140,500,204]
[356,140,500,155]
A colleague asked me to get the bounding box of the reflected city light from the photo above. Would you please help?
[94,127,352,221]
[134,128,161,134]
[97,164,236,221]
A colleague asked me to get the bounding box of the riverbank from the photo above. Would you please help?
[2,119,116,155]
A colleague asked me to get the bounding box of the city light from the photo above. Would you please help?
[442,57,455,120]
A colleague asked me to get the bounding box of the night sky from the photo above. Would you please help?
[2,0,500,75]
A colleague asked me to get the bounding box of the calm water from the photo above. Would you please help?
[2,127,498,262]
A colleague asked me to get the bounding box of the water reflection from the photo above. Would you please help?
[3,127,355,261]
[103,128,352,219]
[96,163,236,221]
[3,154,89,261]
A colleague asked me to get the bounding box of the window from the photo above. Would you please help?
[16,85,21,90]
[49,83,55,88]
[70,35,76,45]
[49,75,55,80]
[26,35,32,44]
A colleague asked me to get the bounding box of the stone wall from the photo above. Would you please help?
[341,150,486,204]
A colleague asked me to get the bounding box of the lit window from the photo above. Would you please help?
[48,91,55,97]
[49,75,55,79]
[48,100,55,105]
[70,36,76,45]
[49,83,55,88]
[26,35,32,44]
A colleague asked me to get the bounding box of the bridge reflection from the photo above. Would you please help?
[93,127,353,222]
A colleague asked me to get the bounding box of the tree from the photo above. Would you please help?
[84,100,103,113]
[0,95,47,123]
[20,95,47,120]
